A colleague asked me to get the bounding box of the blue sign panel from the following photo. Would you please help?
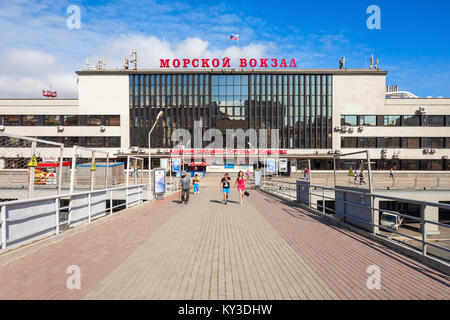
[267,158,275,173]
[172,158,181,177]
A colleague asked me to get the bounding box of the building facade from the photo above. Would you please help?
[0,67,449,170]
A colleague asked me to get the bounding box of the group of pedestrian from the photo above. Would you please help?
[178,170,248,206]
[221,171,247,205]
[351,169,366,185]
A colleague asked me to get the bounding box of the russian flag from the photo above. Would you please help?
[230,34,239,40]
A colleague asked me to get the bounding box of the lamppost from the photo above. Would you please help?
[247,141,259,170]
[182,140,191,174]
[148,111,164,200]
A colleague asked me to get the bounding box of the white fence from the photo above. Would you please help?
[0,184,147,251]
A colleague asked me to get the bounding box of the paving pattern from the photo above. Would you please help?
[0,185,449,300]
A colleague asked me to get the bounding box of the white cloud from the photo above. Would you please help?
[94,35,268,70]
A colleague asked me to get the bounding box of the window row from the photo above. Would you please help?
[341,115,450,127]
[341,137,450,149]
[0,115,120,126]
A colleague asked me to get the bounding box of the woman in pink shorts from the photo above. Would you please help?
[235,171,246,206]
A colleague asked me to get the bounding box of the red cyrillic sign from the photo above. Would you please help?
[160,58,298,69]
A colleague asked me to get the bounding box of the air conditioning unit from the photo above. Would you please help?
[381,148,387,153]
[334,126,341,131]
[358,126,364,131]
[418,107,426,114]
[57,126,64,132]
[117,149,123,154]
[443,155,448,159]
[334,150,341,154]
[130,146,139,153]
[100,126,106,132]
[0,125,4,131]
[341,126,348,132]
[430,148,437,154]
[381,154,387,159]
[348,127,354,133]
[393,154,400,159]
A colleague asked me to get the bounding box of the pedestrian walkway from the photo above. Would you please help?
[0,186,449,299]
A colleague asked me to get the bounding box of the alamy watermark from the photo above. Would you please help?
[66,265,81,290]
[366,5,381,30]
[366,265,381,290]
[66,5,81,29]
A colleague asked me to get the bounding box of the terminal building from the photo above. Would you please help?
[0,64,449,171]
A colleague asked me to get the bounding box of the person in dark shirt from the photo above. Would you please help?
[220,173,231,205]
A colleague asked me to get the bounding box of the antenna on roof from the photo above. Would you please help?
[339,57,345,70]
[86,59,90,69]
[130,49,137,70]
[370,54,373,69]
[123,57,129,70]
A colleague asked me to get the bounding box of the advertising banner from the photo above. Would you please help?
[291,161,297,173]
[254,170,262,187]
[154,168,166,194]
[267,158,275,173]
[172,158,181,176]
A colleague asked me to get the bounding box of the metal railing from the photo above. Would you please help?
[0,184,147,252]
[261,179,450,264]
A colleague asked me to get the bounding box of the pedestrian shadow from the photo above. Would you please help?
[209,200,240,204]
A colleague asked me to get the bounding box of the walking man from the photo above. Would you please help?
[221,173,231,205]
[179,171,191,204]
[353,170,358,184]
[359,170,366,185]
[389,167,394,180]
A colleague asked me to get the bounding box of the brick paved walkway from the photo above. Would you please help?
[0,186,449,299]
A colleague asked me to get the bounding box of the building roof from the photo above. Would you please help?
[76,68,388,76]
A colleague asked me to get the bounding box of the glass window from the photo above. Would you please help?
[384,137,401,148]
[62,137,79,147]
[358,137,377,148]
[21,115,40,126]
[424,137,444,148]
[43,115,60,126]
[401,160,420,170]
[360,115,376,126]
[402,115,420,126]
[341,137,357,148]
[86,137,104,148]
[384,115,401,126]
[4,115,20,126]
[105,137,121,148]
[104,115,120,126]
[63,115,79,126]
[402,137,420,148]
[85,115,102,126]
[341,115,357,126]
[423,115,444,127]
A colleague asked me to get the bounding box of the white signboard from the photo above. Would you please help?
[160,158,169,170]
[279,159,288,172]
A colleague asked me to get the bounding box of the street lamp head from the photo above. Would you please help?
[156,111,164,121]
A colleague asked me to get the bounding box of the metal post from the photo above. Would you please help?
[28,141,37,199]
[110,190,113,215]
[322,188,325,214]
[366,151,373,193]
[1,205,6,251]
[333,156,337,188]
[90,151,95,191]
[420,204,427,256]
[104,153,109,189]
[126,156,130,209]
[55,198,60,235]
[69,146,77,194]
[88,193,91,223]
[307,159,311,182]
[57,146,64,195]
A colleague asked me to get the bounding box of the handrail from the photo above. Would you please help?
[261,179,450,263]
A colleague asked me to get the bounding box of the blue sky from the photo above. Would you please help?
[0,0,449,97]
